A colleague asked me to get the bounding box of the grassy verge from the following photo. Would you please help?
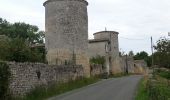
[136,73,170,100]
[147,76,170,100]
[135,77,149,100]
[156,69,170,79]
[14,77,100,100]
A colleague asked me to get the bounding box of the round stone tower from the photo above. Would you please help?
[93,31,121,74]
[43,0,90,77]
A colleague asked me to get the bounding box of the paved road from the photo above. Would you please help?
[49,75,143,100]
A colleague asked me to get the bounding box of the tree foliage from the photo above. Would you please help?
[134,51,148,59]
[0,36,9,61]
[134,51,151,67]
[0,18,45,44]
[0,37,46,63]
[128,51,134,56]
[154,37,170,68]
[7,38,31,62]
[0,18,46,63]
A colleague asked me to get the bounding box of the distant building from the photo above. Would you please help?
[88,31,121,74]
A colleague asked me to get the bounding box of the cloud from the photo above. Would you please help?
[0,0,45,30]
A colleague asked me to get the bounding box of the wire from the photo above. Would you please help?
[119,36,148,40]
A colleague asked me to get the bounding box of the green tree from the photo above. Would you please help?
[134,51,151,67]
[0,37,45,63]
[30,46,46,63]
[154,37,170,68]
[0,18,45,44]
[128,51,134,56]
[134,51,148,59]
[154,38,170,53]
[0,18,11,36]
[0,18,46,63]
[7,37,31,62]
[0,36,10,61]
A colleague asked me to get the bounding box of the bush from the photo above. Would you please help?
[0,61,11,100]
[136,76,170,100]
[155,69,170,79]
[0,37,46,63]
[159,71,170,79]
[147,79,170,100]
[90,55,105,66]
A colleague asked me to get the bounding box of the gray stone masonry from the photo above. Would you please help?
[90,64,103,76]
[44,0,90,77]
[8,62,84,96]
[89,31,121,74]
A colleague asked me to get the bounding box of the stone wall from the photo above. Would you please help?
[90,64,103,76]
[120,56,147,74]
[120,56,135,73]
[8,62,84,96]
[134,60,147,74]
[88,41,108,58]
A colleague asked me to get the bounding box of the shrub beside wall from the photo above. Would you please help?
[0,61,11,100]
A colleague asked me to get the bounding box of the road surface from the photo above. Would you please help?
[49,75,143,100]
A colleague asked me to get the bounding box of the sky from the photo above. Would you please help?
[0,0,170,54]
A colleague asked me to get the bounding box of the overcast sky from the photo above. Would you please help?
[0,0,170,54]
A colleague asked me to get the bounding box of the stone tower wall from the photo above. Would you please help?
[93,31,121,74]
[44,0,90,77]
[110,32,121,74]
[94,32,110,39]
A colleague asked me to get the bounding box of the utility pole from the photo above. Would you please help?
[151,36,154,67]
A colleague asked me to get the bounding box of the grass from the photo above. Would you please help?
[147,76,170,100]
[136,73,170,100]
[14,77,100,100]
[156,70,170,79]
[135,77,149,100]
